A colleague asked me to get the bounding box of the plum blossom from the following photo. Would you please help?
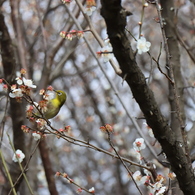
[88,187,95,193]
[23,77,36,88]
[85,0,96,16]
[36,118,47,129]
[84,6,96,16]
[132,171,142,185]
[43,91,55,101]
[132,171,149,185]
[101,39,114,62]
[148,177,166,195]
[9,88,23,98]
[137,37,151,54]
[16,77,23,85]
[12,149,25,163]
[148,183,166,195]
[16,76,36,88]
[156,186,166,195]
[133,138,146,151]
[32,132,41,141]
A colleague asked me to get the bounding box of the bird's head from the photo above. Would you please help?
[54,90,67,106]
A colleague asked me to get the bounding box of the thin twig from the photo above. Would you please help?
[7,134,34,195]
[0,149,17,195]
[27,123,150,170]
[138,0,146,38]
[106,131,143,195]
[58,172,95,194]
[151,43,174,84]
[8,140,40,195]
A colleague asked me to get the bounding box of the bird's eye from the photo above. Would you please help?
[58,92,62,96]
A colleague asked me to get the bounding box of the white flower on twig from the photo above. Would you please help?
[12,149,25,163]
[133,138,146,151]
[137,37,151,54]
[32,132,41,141]
[84,6,96,16]
[23,78,37,88]
[101,39,114,62]
[9,88,23,98]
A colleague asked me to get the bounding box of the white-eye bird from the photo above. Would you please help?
[43,90,67,119]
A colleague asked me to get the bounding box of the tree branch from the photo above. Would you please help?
[100,0,195,194]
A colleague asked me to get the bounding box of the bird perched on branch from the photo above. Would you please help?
[43,90,67,119]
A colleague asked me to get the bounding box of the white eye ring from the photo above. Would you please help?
[58,92,62,96]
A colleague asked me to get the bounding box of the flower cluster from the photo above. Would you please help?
[60,30,84,41]
[133,171,167,195]
[55,125,73,138]
[132,138,146,163]
[84,0,96,16]
[21,125,30,133]
[0,69,36,101]
[21,125,44,140]
[97,39,114,62]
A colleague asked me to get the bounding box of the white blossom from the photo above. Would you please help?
[16,77,23,85]
[36,118,47,129]
[101,40,114,62]
[32,132,41,141]
[133,171,142,183]
[148,177,166,195]
[137,37,151,54]
[84,6,96,16]
[132,171,149,185]
[9,88,23,98]
[88,187,95,193]
[12,149,25,163]
[23,77,36,88]
[43,91,55,100]
[156,186,166,195]
[133,138,146,151]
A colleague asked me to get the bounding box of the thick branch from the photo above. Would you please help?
[0,12,25,193]
[100,0,195,194]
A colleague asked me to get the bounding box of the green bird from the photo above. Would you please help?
[43,90,67,119]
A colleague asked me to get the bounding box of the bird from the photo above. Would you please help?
[43,90,67,119]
